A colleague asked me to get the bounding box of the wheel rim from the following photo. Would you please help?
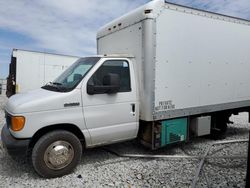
[44,141,74,170]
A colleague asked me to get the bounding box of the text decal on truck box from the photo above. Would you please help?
[155,100,175,111]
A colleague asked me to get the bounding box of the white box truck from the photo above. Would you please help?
[1,0,250,178]
[6,49,80,97]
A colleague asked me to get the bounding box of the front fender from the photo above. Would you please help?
[10,107,88,139]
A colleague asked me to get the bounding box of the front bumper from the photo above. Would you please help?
[1,124,30,157]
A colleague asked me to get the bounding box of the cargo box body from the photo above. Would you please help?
[97,0,250,121]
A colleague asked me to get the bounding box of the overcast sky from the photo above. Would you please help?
[0,0,250,78]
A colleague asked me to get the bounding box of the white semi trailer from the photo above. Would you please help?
[6,49,80,97]
[2,0,250,178]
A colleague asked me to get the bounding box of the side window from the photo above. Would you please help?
[89,60,131,92]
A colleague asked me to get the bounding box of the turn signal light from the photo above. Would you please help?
[11,116,25,131]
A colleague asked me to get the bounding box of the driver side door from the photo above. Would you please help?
[82,59,138,146]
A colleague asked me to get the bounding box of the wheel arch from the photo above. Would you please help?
[29,124,86,150]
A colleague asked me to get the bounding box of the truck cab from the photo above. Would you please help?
[2,55,139,177]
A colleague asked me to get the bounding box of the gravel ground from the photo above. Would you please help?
[0,95,249,188]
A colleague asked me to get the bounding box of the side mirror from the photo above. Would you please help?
[87,73,120,95]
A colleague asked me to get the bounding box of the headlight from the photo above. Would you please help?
[11,116,25,131]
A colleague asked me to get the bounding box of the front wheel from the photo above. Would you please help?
[32,130,82,178]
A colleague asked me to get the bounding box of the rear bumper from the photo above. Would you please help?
[1,124,30,157]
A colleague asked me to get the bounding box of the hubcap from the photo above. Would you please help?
[44,141,74,170]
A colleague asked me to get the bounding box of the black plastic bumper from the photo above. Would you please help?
[1,124,30,157]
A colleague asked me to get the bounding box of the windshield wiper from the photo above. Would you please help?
[42,84,69,92]
[42,82,69,92]
[47,82,62,86]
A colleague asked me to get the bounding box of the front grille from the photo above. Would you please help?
[5,112,11,129]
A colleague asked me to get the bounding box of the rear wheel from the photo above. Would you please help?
[210,114,230,139]
[32,130,82,178]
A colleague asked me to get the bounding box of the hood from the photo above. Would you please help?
[6,88,82,114]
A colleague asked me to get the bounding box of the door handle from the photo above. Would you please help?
[131,104,135,116]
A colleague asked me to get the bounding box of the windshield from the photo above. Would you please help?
[42,57,100,92]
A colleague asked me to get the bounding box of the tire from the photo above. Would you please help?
[32,130,82,178]
[210,115,228,140]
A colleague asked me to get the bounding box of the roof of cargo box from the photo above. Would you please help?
[97,0,250,39]
[97,0,165,39]
[12,48,81,59]
[12,49,133,60]
[77,54,135,58]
